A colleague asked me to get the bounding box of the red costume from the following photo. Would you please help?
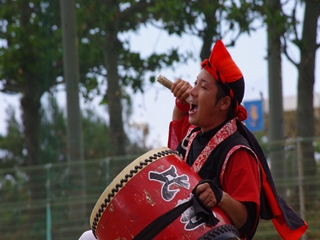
[168,40,307,239]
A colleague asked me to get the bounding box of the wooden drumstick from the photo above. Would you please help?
[157,74,191,103]
[157,74,173,90]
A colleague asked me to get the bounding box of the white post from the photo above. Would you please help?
[45,163,52,240]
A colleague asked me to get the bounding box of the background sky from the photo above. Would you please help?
[0,22,319,150]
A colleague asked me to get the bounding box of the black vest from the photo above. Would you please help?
[177,129,251,188]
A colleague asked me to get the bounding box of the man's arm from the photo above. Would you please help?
[195,149,260,233]
[172,99,189,120]
[194,183,248,229]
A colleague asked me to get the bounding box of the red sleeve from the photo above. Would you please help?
[167,116,191,150]
[222,148,260,208]
[222,148,260,238]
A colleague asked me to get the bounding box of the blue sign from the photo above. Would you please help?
[243,100,264,132]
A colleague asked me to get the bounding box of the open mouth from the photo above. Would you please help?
[189,103,198,114]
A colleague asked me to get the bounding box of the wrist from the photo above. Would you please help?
[175,98,190,112]
[217,191,226,207]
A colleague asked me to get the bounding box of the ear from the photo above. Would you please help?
[220,96,231,111]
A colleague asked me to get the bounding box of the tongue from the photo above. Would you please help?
[189,105,198,114]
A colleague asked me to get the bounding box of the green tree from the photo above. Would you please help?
[0,94,126,239]
[0,107,24,168]
[263,0,286,196]
[40,95,67,164]
[40,94,115,162]
[76,0,183,156]
[150,0,261,60]
[60,0,87,229]
[82,108,112,158]
[281,0,320,205]
[0,2,62,237]
[0,1,62,166]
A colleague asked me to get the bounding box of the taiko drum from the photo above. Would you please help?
[90,147,240,240]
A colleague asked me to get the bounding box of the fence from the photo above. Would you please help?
[0,138,319,240]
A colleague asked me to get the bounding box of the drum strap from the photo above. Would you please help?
[133,184,219,240]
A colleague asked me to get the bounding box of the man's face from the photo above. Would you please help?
[188,69,227,132]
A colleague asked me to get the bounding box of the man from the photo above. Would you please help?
[80,40,307,240]
[167,40,307,239]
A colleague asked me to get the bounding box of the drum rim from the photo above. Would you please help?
[90,147,179,238]
[198,224,240,240]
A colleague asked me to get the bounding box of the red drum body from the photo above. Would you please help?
[90,147,239,240]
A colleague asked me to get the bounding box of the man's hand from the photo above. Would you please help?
[194,182,219,208]
[171,78,192,103]
[194,180,248,230]
[194,180,223,209]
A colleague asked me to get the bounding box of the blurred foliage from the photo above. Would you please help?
[149,0,263,59]
[0,0,62,95]
[0,94,137,167]
[74,0,193,155]
[0,0,63,179]
[0,107,24,168]
[0,95,146,239]
[0,0,318,238]
[0,0,269,159]
[75,0,187,101]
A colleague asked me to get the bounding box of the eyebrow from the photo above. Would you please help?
[197,78,208,84]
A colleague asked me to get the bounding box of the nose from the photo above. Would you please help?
[189,85,197,98]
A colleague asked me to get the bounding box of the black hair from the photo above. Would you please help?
[215,80,236,120]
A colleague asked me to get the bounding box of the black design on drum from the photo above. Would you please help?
[148,165,190,201]
[90,149,178,238]
[184,215,206,230]
[177,195,206,231]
